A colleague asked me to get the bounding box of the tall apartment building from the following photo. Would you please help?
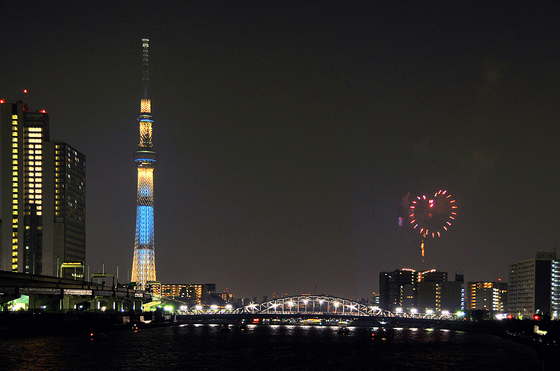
[1,99,85,278]
[465,281,508,314]
[178,284,216,304]
[380,268,462,314]
[379,268,417,311]
[508,251,559,319]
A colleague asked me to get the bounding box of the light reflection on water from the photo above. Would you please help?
[0,324,541,371]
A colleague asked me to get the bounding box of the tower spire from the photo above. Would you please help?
[132,38,157,291]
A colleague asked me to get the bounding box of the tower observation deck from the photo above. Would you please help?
[131,39,157,290]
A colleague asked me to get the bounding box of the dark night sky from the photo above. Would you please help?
[1,1,559,300]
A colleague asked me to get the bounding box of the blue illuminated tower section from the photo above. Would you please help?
[131,39,157,290]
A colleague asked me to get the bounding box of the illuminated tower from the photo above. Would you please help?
[131,38,157,290]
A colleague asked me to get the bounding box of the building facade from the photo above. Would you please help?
[465,281,508,315]
[178,284,216,304]
[380,268,462,314]
[1,100,85,277]
[508,251,559,319]
[379,268,417,312]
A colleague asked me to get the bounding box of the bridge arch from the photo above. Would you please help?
[240,295,391,316]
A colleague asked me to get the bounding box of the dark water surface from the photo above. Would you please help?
[0,324,541,370]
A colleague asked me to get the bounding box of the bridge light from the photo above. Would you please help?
[288,301,294,307]
[442,310,450,316]
[395,307,403,313]
[211,305,218,311]
[426,309,434,315]
[226,304,232,310]
[303,300,308,304]
[411,308,418,314]
[319,300,324,305]
[195,305,202,311]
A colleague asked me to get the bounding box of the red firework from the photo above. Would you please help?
[409,190,457,239]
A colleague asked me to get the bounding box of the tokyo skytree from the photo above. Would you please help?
[131,39,157,290]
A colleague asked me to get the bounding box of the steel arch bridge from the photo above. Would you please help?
[234,295,393,316]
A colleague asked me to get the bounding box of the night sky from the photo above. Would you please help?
[1,1,559,300]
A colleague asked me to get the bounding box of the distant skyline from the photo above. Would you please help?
[1,1,559,300]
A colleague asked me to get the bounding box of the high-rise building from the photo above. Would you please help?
[379,268,417,311]
[465,281,508,314]
[379,268,462,314]
[43,141,86,278]
[179,284,217,304]
[508,251,559,319]
[131,39,157,290]
[1,99,85,277]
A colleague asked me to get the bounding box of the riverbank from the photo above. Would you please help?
[442,319,559,371]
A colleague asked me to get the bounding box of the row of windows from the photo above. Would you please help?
[13,118,19,243]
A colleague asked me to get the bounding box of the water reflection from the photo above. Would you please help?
[0,324,542,371]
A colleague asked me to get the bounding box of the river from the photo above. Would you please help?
[0,324,542,370]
